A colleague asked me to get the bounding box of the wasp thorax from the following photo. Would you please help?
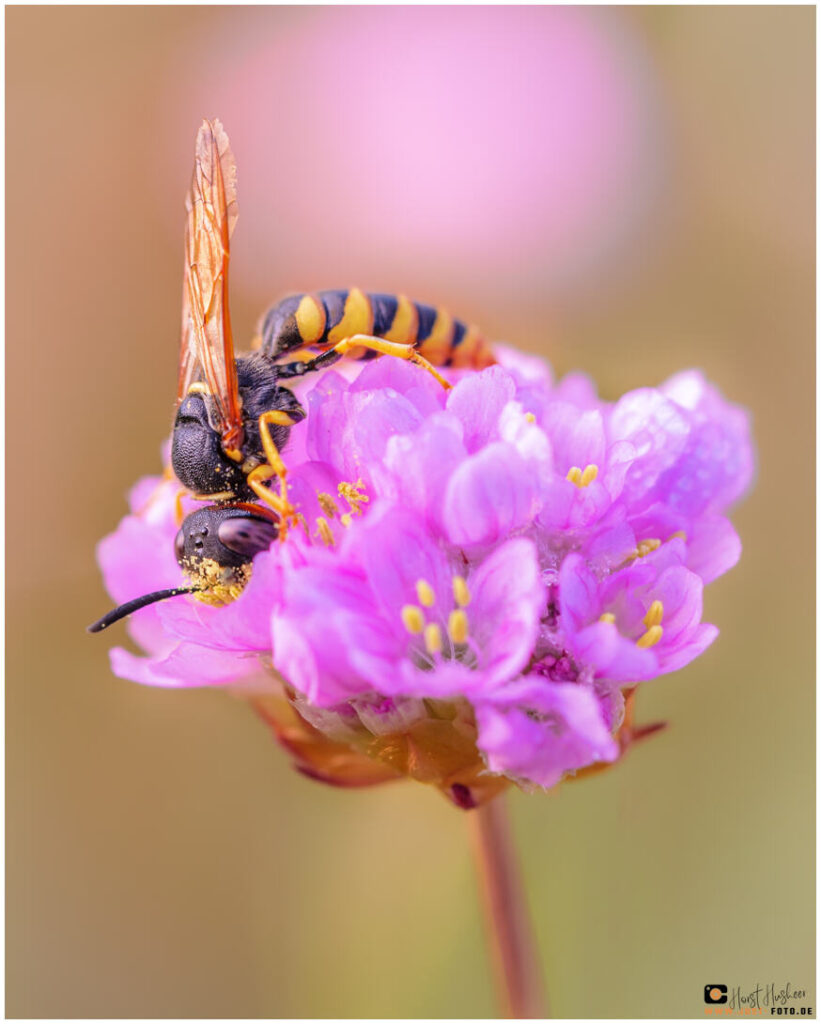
[171,392,249,496]
[171,355,306,499]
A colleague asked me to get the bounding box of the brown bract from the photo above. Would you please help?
[250,692,511,809]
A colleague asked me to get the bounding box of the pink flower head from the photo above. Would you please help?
[93,346,753,802]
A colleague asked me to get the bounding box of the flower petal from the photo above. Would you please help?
[476,679,619,788]
[443,443,538,546]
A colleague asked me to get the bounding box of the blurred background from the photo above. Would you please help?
[6,6,814,1018]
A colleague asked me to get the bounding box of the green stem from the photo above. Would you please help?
[469,795,548,1018]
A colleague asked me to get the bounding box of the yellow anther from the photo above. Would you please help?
[448,609,469,644]
[669,530,687,542]
[637,538,661,558]
[599,612,616,624]
[643,600,664,628]
[340,513,353,528]
[416,579,435,607]
[401,605,425,635]
[581,464,598,486]
[424,623,443,655]
[317,493,339,519]
[636,625,663,649]
[338,479,369,515]
[315,517,335,548]
[452,575,471,607]
[524,412,536,423]
[568,464,598,488]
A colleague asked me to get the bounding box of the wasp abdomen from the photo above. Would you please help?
[261,289,495,369]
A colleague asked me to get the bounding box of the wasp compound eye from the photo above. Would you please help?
[217,516,278,558]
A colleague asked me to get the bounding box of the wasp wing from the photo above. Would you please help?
[177,118,243,452]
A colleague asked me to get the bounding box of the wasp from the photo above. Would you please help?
[88,119,495,633]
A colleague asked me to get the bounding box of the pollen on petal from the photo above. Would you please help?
[452,575,471,607]
[643,600,664,628]
[637,624,663,648]
[448,609,469,644]
[599,612,616,624]
[416,579,435,607]
[401,604,425,635]
[424,623,443,655]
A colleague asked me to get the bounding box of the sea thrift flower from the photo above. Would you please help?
[94,348,754,805]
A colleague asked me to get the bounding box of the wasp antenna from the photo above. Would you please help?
[87,586,199,634]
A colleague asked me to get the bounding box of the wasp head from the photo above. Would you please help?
[87,502,280,634]
[174,504,280,604]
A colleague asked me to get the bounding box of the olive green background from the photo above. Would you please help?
[7,6,814,1018]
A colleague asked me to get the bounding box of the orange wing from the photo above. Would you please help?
[177,118,244,454]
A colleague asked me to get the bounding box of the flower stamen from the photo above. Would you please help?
[416,579,435,607]
[315,517,335,547]
[637,538,661,558]
[636,625,663,648]
[452,575,471,607]
[401,605,425,635]
[338,479,369,516]
[566,464,599,487]
[599,612,616,624]
[448,608,469,644]
[580,464,598,487]
[643,600,664,628]
[317,493,339,519]
[424,623,443,655]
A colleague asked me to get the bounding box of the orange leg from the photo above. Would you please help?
[333,334,452,390]
[246,410,299,538]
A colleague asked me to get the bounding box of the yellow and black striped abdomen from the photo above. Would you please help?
[260,288,495,369]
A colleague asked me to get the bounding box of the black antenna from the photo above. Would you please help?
[87,586,199,634]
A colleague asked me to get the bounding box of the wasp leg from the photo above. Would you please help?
[246,410,299,538]
[277,334,452,390]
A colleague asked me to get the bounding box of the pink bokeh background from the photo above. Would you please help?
[160,7,663,305]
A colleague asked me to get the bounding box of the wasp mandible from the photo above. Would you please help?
[88,119,495,633]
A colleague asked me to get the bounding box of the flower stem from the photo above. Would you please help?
[468,795,548,1019]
